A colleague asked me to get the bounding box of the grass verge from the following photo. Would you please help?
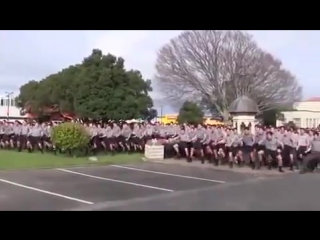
[0,150,143,170]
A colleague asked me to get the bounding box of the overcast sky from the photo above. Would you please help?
[0,30,318,113]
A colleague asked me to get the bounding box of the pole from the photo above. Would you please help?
[6,93,9,120]
[5,92,13,120]
[160,105,163,124]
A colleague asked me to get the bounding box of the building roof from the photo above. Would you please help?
[229,96,258,114]
[304,97,320,102]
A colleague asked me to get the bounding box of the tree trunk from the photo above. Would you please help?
[222,109,230,122]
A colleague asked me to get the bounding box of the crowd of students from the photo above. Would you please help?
[0,120,319,173]
[161,124,320,173]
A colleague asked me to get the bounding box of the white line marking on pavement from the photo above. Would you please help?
[110,165,226,184]
[0,178,93,205]
[56,168,174,192]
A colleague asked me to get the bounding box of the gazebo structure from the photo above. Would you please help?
[229,96,258,134]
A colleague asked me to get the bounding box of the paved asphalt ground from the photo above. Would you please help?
[0,162,320,210]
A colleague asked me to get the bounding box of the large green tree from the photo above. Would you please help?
[17,49,156,120]
[177,101,204,125]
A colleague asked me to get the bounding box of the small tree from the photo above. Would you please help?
[285,121,296,130]
[177,101,204,125]
[51,122,90,156]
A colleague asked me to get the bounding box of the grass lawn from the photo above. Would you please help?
[0,150,143,170]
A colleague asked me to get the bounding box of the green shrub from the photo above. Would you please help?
[177,101,204,125]
[51,122,90,150]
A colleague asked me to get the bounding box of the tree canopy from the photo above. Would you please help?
[155,30,302,120]
[177,101,204,125]
[17,49,156,121]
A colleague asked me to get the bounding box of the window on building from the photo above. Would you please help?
[10,98,15,106]
[0,98,3,106]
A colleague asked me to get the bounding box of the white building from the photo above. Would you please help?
[0,92,25,119]
[280,97,320,128]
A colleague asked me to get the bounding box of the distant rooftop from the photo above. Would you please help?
[303,97,320,102]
